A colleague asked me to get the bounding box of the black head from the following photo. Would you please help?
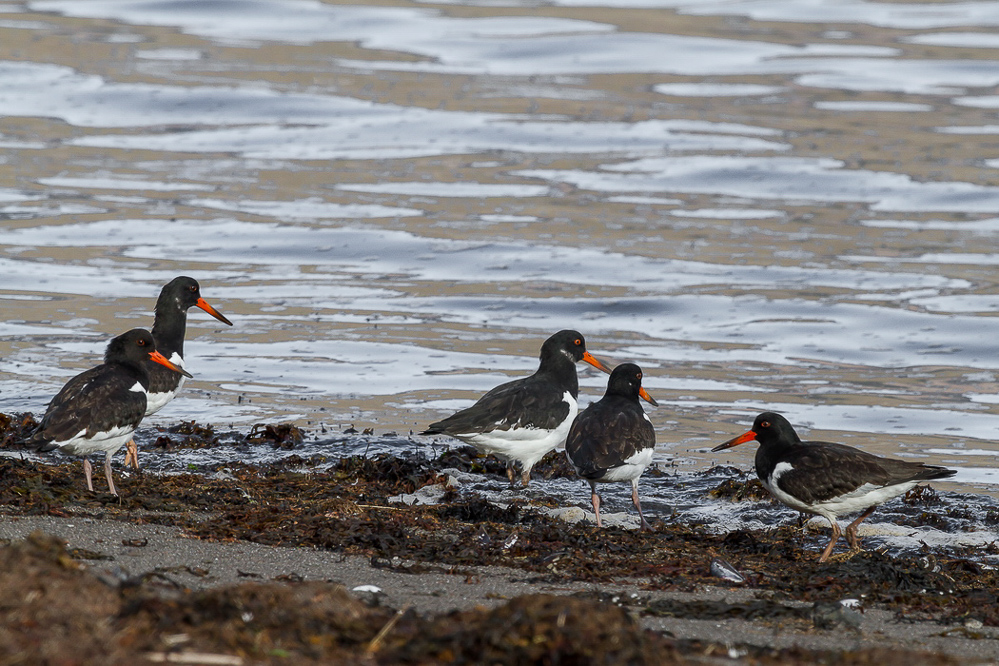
[712,411,799,452]
[749,412,800,446]
[541,330,611,374]
[157,276,232,326]
[105,328,158,366]
[605,362,658,406]
[105,328,193,377]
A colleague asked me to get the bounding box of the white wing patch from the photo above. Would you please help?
[129,381,146,393]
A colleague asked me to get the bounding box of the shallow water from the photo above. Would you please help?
[2,0,999,524]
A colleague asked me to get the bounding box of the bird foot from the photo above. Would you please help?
[124,439,140,470]
[824,548,862,564]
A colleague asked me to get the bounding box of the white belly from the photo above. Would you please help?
[53,425,136,457]
[594,447,654,484]
[144,352,186,415]
[460,391,577,469]
[765,462,918,521]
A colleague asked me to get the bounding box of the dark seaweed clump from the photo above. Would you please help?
[0,532,971,666]
[0,414,996,664]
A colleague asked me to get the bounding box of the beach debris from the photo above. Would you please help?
[709,557,746,584]
[388,473,459,506]
[352,584,387,606]
[643,597,810,622]
[812,600,863,631]
[0,412,38,449]
[547,506,587,523]
[154,421,223,450]
[246,423,304,449]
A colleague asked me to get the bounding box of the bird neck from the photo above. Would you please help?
[536,356,579,397]
[151,305,188,357]
[111,358,152,389]
[754,438,793,480]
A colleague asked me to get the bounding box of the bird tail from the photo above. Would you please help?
[922,466,957,481]
[21,429,56,452]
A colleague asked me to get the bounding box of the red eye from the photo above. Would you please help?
[189,285,197,292]
[574,338,582,346]
[761,421,770,428]
[637,373,642,380]
[138,339,146,347]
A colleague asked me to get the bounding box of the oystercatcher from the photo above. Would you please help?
[422,330,621,487]
[565,363,658,530]
[712,411,957,562]
[27,328,192,496]
[123,276,232,468]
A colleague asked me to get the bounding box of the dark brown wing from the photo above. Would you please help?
[30,365,147,449]
[566,395,655,480]
[773,441,955,504]
[423,374,571,436]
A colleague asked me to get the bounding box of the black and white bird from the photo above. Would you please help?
[27,328,191,496]
[712,412,957,562]
[123,276,232,468]
[422,330,624,487]
[565,363,658,530]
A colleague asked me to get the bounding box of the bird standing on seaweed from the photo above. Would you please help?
[713,411,956,562]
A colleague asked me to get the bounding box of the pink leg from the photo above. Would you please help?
[844,506,876,551]
[590,483,602,528]
[124,439,139,470]
[103,452,118,497]
[520,466,531,488]
[632,480,651,531]
[818,520,842,563]
[82,458,95,492]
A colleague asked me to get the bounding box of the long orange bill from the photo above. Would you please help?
[149,350,194,378]
[638,386,659,407]
[712,429,757,452]
[196,297,233,326]
[581,351,612,375]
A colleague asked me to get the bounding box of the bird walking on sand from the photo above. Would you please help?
[712,411,956,562]
[422,330,632,487]
[27,329,192,496]
[123,276,232,469]
[566,363,658,530]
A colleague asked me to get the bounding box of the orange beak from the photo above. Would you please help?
[638,386,658,407]
[149,350,194,378]
[712,429,757,452]
[196,297,233,326]
[582,351,612,375]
